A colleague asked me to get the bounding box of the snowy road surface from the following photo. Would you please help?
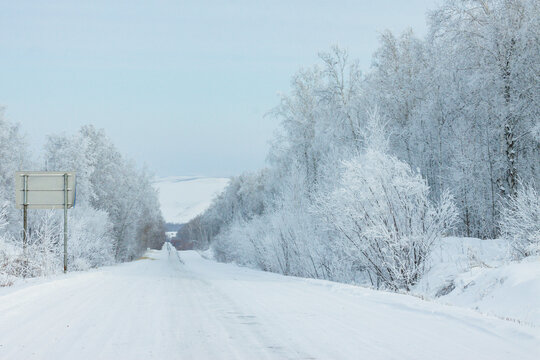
[0,247,538,360]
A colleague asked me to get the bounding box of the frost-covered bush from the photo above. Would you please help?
[0,201,16,286]
[68,205,114,270]
[212,166,337,280]
[499,183,540,259]
[316,150,458,291]
[0,202,31,284]
[24,210,62,277]
[0,241,20,287]
[213,216,270,270]
[214,200,328,279]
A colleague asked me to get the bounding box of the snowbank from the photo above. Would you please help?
[415,237,540,326]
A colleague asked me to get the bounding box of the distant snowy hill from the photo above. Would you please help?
[153,176,229,224]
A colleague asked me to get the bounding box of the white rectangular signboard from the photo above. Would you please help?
[15,172,76,209]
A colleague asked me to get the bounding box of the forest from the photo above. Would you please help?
[0,121,165,285]
[177,0,539,290]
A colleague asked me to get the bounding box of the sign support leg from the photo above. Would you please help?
[22,174,28,255]
[23,204,27,252]
[23,204,28,278]
[63,173,68,273]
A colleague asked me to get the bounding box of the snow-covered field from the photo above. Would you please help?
[0,246,538,360]
[153,176,229,224]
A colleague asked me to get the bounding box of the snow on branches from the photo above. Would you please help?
[499,183,540,259]
[316,150,457,290]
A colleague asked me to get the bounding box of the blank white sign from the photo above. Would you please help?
[15,172,76,209]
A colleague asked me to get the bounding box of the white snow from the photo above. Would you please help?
[153,176,229,224]
[0,245,538,360]
[441,257,540,325]
[415,237,540,326]
[416,237,510,298]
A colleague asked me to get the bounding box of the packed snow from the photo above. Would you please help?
[0,245,538,360]
[153,176,229,224]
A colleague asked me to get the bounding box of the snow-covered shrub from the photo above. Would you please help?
[0,201,15,286]
[24,210,62,277]
[316,150,458,291]
[213,215,272,270]
[499,183,540,259]
[212,165,339,280]
[1,206,116,281]
[68,205,114,270]
[0,240,19,287]
[0,202,32,283]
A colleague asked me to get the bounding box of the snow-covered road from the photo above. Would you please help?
[0,247,538,360]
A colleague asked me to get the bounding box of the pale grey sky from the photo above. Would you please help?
[0,0,438,177]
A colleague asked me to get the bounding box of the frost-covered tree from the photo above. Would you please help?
[362,0,540,237]
[425,0,540,235]
[177,0,538,291]
[499,182,540,258]
[44,126,166,262]
[0,112,32,235]
[367,29,427,166]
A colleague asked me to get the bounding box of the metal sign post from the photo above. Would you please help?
[63,173,68,273]
[15,172,76,273]
[22,174,28,253]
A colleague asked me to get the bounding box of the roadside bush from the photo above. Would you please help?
[316,150,458,291]
[499,183,540,259]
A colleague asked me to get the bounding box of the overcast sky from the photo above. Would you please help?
[0,0,438,177]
